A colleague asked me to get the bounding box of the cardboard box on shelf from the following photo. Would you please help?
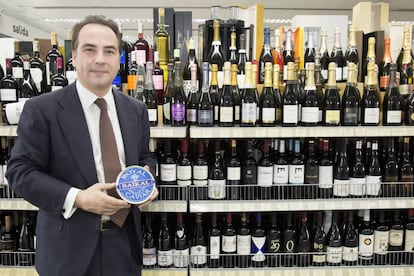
[352,2,389,33]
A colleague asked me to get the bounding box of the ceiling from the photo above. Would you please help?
[1,0,414,43]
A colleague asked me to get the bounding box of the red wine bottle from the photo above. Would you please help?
[191,213,207,268]
[227,139,240,200]
[282,212,296,267]
[50,57,68,91]
[207,212,220,268]
[296,212,311,267]
[134,22,149,65]
[358,209,374,265]
[333,139,350,197]
[342,211,358,266]
[312,211,327,266]
[237,212,251,268]
[173,213,189,268]
[373,210,390,265]
[193,140,208,200]
[208,141,226,199]
[326,211,342,266]
[258,139,273,200]
[222,212,236,268]
[142,213,157,268]
[158,213,173,267]
[318,139,333,198]
[404,209,414,265]
[350,139,366,197]
[159,140,177,200]
[251,212,266,267]
[266,212,281,267]
[177,138,192,199]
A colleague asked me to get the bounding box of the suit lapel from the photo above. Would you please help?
[57,85,97,187]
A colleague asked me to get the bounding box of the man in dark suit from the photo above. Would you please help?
[6,15,157,276]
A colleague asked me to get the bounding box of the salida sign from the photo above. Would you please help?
[13,25,29,37]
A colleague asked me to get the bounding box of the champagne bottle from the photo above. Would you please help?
[330,27,345,82]
[312,211,327,266]
[273,64,283,125]
[208,212,221,268]
[273,29,284,78]
[227,139,240,200]
[231,64,241,125]
[319,29,330,83]
[222,212,236,268]
[251,212,266,267]
[208,141,226,199]
[259,62,276,126]
[361,61,380,125]
[237,33,248,88]
[142,213,157,268]
[297,212,311,267]
[383,62,403,126]
[173,213,189,268]
[208,20,225,71]
[282,62,299,126]
[344,25,359,81]
[197,62,214,126]
[171,61,186,126]
[379,38,392,91]
[283,29,295,81]
[133,64,145,101]
[315,53,325,123]
[186,63,199,125]
[258,26,274,84]
[191,213,207,268]
[228,27,238,64]
[333,139,350,197]
[304,30,316,68]
[358,209,374,265]
[154,8,170,65]
[373,210,390,265]
[341,62,360,126]
[323,62,341,126]
[30,40,45,93]
[158,213,173,268]
[240,62,257,126]
[266,212,281,267]
[20,59,39,100]
[163,62,174,125]
[363,37,377,85]
[183,37,200,96]
[326,211,342,266]
[143,61,158,126]
[219,62,234,126]
[350,139,366,197]
[258,139,273,200]
[210,64,220,124]
[153,51,164,121]
[342,211,358,265]
[405,88,414,125]
[399,48,413,97]
[301,62,319,125]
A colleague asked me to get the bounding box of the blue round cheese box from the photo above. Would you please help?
[116,165,156,204]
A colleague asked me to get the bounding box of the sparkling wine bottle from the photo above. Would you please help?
[258,26,274,84]
[382,63,402,126]
[341,62,360,126]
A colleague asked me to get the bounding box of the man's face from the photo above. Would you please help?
[72,23,120,96]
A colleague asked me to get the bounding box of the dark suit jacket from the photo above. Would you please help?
[6,82,156,276]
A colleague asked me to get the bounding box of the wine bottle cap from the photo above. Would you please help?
[273,63,280,72]
[223,61,231,71]
[211,63,218,72]
[231,63,238,72]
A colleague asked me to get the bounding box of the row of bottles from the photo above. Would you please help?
[154,137,414,201]
[142,209,414,269]
[0,211,36,266]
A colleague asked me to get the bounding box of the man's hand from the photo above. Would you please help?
[74,183,130,215]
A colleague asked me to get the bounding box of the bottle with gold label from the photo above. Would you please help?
[273,64,283,125]
[301,62,319,126]
[322,62,341,126]
[240,62,257,126]
[399,48,413,97]
[344,25,359,81]
[282,62,299,126]
[341,62,360,126]
[219,62,234,126]
[259,62,276,126]
[361,61,380,126]
[363,37,376,84]
[208,20,225,71]
[230,64,241,125]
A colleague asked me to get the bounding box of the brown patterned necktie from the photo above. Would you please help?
[95,98,129,227]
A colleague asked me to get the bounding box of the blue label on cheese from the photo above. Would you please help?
[116,166,155,204]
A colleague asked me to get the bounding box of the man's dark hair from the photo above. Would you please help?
[71,15,122,54]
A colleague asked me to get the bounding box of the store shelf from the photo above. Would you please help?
[189,125,414,139]
[150,126,187,138]
[190,266,414,276]
[0,268,188,276]
[0,199,38,211]
[142,269,188,276]
[0,267,38,276]
[140,200,187,212]
[189,198,414,213]
[0,125,18,137]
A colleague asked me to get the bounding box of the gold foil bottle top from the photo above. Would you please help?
[264,62,273,87]
[231,139,237,148]
[14,41,20,52]
[223,61,231,71]
[327,62,337,86]
[286,62,295,81]
[348,25,356,46]
[230,30,237,49]
[273,64,280,89]
[51,32,58,45]
[33,40,40,52]
[347,62,358,84]
[366,61,377,86]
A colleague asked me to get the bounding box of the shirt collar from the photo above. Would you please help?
[76,81,116,111]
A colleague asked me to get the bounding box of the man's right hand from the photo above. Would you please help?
[74,183,130,215]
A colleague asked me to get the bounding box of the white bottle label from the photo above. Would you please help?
[343,66,348,80]
[66,70,77,84]
[283,105,298,124]
[365,175,381,196]
[258,166,273,187]
[386,110,402,124]
[359,234,374,258]
[333,179,350,197]
[261,107,275,123]
[237,75,245,89]
[163,103,170,121]
[12,67,23,79]
[173,248,189,268]
[136,50,147,65]
[0,89,17,101]
[326,246,342,264]
[342,246,358,262]
[208,179,226,199]
[336,67,343,81]
[227,167,241,181]
[252,236,266,262]
[193,165,208,186]
[177,165,192,186]
[209,236,220,259]
[349,177,366,196]
[234,105,240,122]
[364,108,380,124]
[142,247,157,266]
[30,68,43,91]
[374,230,389,254]
[160,164,177,182]
[4,101,26,125]
[222,235,237,253]
[273,164,289,184]
[187,109,197,123]
[289,164,304,184]
[220,106,234,123]
[158,249,173,266]
[51,86,63,91]
[389,229,404,247]
[241,102,257,123]
[318,165,333,188]
[190,245,207,264]
[301,107,319,123]
[405,229,414,252]
[237,235,251,255]
[148,108,157,122]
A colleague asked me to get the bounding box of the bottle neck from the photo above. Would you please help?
[285,31,292,51]
[305,67,316,88]
[383,40,392,63]
[367,40,376,59]
[223,66,231,86]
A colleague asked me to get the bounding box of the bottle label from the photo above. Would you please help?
[374,230,389,254]
[251,236,266,262]
[183,80,194,97]
[234,105,240,122]
[51,86,63,91]
[148,108,157,123]
[312,242,326,263]
[237,75,245,89]
[349,177,366,196]
[177,165,192,186]
[30,68,43,91]
[66,71,77,85]
[241,102,257,123]
[319,165,333,188]
[128,74,137,91]
[359,234,374,258]
[343,66,348,80]
[198,110,213,124]
[276,108,282,122]
[273,164,289,184]
[261,107,276,123]
[163,103,170,121]
[187,109,197,123]
[208,179,226,199]
[172,103,185,121]
[333,179,350,196]
[193,165,208,185]
[326,246,342,264]
[364,108,379,124]
[325,110,340,125]
[191,245,207,264]
[342,246,358,262]
[301,107,319,123]
[343,107,358,124]
[209,236,220,259]
[243,165,257,185]
[12,67,23,79]
[335,67,343,81]
[288,164,305,184]
[380,76,390,89]
[136,50,146,65]
[4,101,26,125]
[237,235,252,254]
[220,106,234,123]
[283,66,288,81]
[283,105,298,124]
[0,89,17,102]
[160,164,177,182]
[400,84,412,96]
[143,247,157,266]
[365,175,381,196]
[227,167,241,181]
[258,166,273,187]
[173,248,189,268]
[158,249,173,266]
[389,229,404,246]
[405,229,414,252]
[222,235,237,253]
[153,75,164,90]
[268,238,281,253]
[386,110,402,124]
[321,69,328,81]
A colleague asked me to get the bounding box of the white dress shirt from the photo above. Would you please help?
[62,82,126,219]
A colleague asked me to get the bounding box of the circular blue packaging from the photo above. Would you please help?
[116,165,156,204]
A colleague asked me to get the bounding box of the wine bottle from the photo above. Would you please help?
[127,50,139,96]
[240,62,257,126]
[341,62,360,126]
[30,40,45,93]
[0,215,16,265]
[17,212,34,266]
[361,61,380,125]
[154,8,169,65]
[159,140,177,200]
[251,212,266,267]
[173,213,189,268]
[219,62,234,126]
[266,212,281,267]
[330,27,345,82]
[304,30,316,69]
[252,63,260,122]
[177,138,192,199]
[171,61,186,126]
[358,209,374,265]
[208,20,225,71]
[282,212,296,267]
[231,64,241,125]
[193,140,208,200]
[152,51,164,120]
[191,213,207,268]
[228,27,238,64]
[363,37,377,85]
[134,22,149,65]
[388,210,404,265]
[400,137,413,197]
[45,32,64,93]
[118,23,132,93]
[183,37,200,96]
[326,211,342,266]
[259,62,276,126]
[222,212,236,268]
[315,53,325,123]
[197,62,214,126]
[208,141,226,199]
[133,63,145,101]
[342,211,358,265]
[323,62,341,126]
[163,62,174,125]
[373,210,390,265]
[273,139,289,199]
[406,88,414,125]
[51,56,68,91]
[383,138,399,197]
[258,26,274,84]
[383,63,402,126]
[318,139,333,198]
[186,63,198,125]
[237,212,251,268]
[344,25,359,81]
[237,33,248,89]
[304,139,319,198]
[242,142,257,200]
[404,209,414,265]
[350,139,366,197]
[20,59,39,100]
[1,58,19,107]
[65,31,76,86]
[158,213,173,267]
[319,29,330,83]
[289,139,305,199]
[143,61,158,126]
[11,41,23,84]
[258,139,273,200]
[273,29,284,78]
[301,62,319,126]
[312,211,327,266]
[297,212,311,267]
[396,25,413,76]
[273,64,283,125]
[227,139,240,200]
[207,212,221,268]
[210,64,220,124]
[282,62,299,126]
[379,38,392,92]
[333,139,350,197]
[366,140,382,196]
[283,29,295,81]
[399,47,413,97]
[142,213,157,268]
